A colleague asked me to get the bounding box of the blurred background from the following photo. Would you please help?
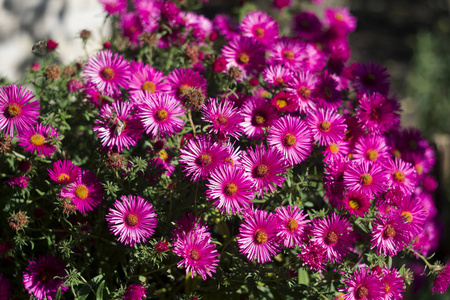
[0,0,449,298]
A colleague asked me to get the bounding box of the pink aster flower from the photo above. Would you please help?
[298,241,327,272]
[0,274,12,300]
[240,97,278,139]
[127,61,170,101]
[6,175,29,189]
[323,140,350,162]
[262,65,293,87]
[370,211,411,256]
[341,267,384,300]
[342,190,371,217]
[60,170,104,214]
[352,62,390,95]
[379,266,405,300]
[270,91,298,113]
[314,72,342,110]
[200,98,243,139]
[240,11,279,47]
[118,12,143,45]
[213,14,240,40]
[179,134,229,182]
[23,255,68,300]
[18,123,60,158]
[205,165,254,214]
[172,230,219,280]
[275,205,309,248]
[124,283,146,300]
[48,160,80,184]
[137,93,185,138]
[306,108,347,146]
[135,0,161,32]
[99,0,127,15]
[412,218,442,256]
[166,68,207,103]
[83,50,131,97]
[241,144,288,197]
[353,135,390,165]
[432,260,450,294]
[310,213,354,263]
[324,7,357,36]
[356,93,401,134]
[267,115,313,166]
[397,196,426,237]
[94,101,143,152]
[106,195,157,247]
[384,157,417,197]
[0,84,40,137]
[269,37,305,70]
[237,209,281,263]
[222,36,266,79]
[343,161,387,198]
[286,71,318,114]
[293,11,322,41]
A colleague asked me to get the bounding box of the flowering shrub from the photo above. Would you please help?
[0,0,448,299]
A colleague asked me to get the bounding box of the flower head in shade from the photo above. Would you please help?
[124,283,147,300]
[205,165,254,214]
[314,72,342,110]
[237,209,281,263]
[269,37,305,70]
[127,61,169,101]
[23,255,68,300]
[263,65,293,88]
[412,218,442,257]
[343,161,387,198]
[48,160,81,184]
[166,68,207,104]
[353,135,390,164]
[240,11,279,47]
[298,241,327,272]
[118,12,143,45]
[340,267,384,300]
[83,50,131,97]
[267,115,313,166]
[370,211,411,256]
[99,0,127,15]
[342,190,371,217]
[275,205,309,248]
[240,97,278,139]
[324,7,357,37]
[293,11,322,40]
[432,260,450,294]
[222,36,265,79]
[137,93,185,138]
[0,274,13,300]
[172,230,219,280]
[94,101,143,152]
[213,14,240,40]
[0,84,40,137]
[179,134,229,182]
[18,123,60,158]
[286,71,319,113]
[106,195,157,246]
[311,213,354,263]
[384,157,417,197]
[306,108,347,146]
[352,62,390,96]
[241,144,288,197]
[379,266,405,300]
[60,170,104,214]
[6,175,29,189]
[356,93,401,134]
[201,98,243,139]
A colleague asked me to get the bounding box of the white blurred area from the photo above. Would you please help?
[0,0,111,81]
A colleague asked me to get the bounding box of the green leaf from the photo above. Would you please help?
[96,280,105,300]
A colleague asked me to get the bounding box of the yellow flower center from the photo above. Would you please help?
[383,224,396,238]
[393,170,405,183]
[355,285,369,299]
[319,121,331,132]
[324,231,338,245]
[253,163,269,178]
[75,184,89,200]
[237,53,250,64]
[415,163,423,175]
[275,77,284,85]
[286,218,299,233]
[178,84,191,97]
[159,149,169,161]
[282,50,295,61]
[142,81,156,93]
[154,109,168,122]
[276,99,288,108]
[385,283,391,293]
[254,27,265,38]
[6,103,21,118]
[360,174,373,186]
[401,211,413,223]
[189,249,200,260]
[224,157,234,167]
[335,13,344,22]
[100,67,115,80]
[253,114,265,126]
[125,213,139,227]
[30,134,45,146]
[329,143,340,154]
[348,199,360,210]
[216,115,229,124]
[195,153,212,167]
[298,86,311,99]
[282,133,297,147]
[57,173,70,182]
[254,229,268,244]
[223,183,238,196]
[365,149,378,161]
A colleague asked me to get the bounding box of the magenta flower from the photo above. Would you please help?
[240,11,279,47]
[341,267,385,300]
[384,157,417,197]
[205,165,254,214]
[48,160,80,184]
[356,93,401,134]
[306,108,347,146]
[342,190,371,217]
[263,65,293,88]
[237,209,281,263]
[240,97,278,139]
[370,211,411,256]
[343,161,387,198]
[241,144,288,197]
[286,70,318,114]
[179,134,229,182]
[275,205,309,248]
[380,266,405,300]
[213,14,240,40]
[267,115,313,166]
[313,73,342,110]
[222,36,265,79]
[118,12,143,45]
[293,11,322,40]
[166,68,207,103]
[432,260,450,294]
[94,101,143,152]
[124,283,147,300]
[23,255,68,300]
[324,7,357,36]
[18,123,60,158]
[106,195,157,247]
[137,93,185,138]
[311,213,354,263]
[83,50,131,97]
[201,98,243,139]
[269,37,305,70]
[99,0,127,15]
[0,84,40,137]
[323,140,350,162]
[397,196,426,237]
[353,134,390,164]
[0,274,12,300]
[298,241,327,272]
[352,62,390,96]
[270,91,298,113]
[127,61,169,101]
[60,170,104,214]
[6,175,29,189]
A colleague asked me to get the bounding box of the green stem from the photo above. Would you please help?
[409,248,435,270]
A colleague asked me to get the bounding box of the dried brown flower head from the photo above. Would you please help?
[0,135,13,153]
[46,64,61,80]
[8,212,28,230]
